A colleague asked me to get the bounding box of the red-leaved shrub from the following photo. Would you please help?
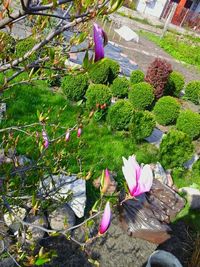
[145,58,172,99]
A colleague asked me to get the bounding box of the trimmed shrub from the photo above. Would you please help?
[128,82,154,110]
[0,31,15,60]
[111,77,130,98]
[15,36,37,62]
[164,71,185,96]
[192,159,200,180]
[107,100,133,130]
[61,74,89,101]
[129,110,155,141]
[145,58,172,99]
[185,81,200,105]
[85,84,112,110]
[88,58,120,84]
[130,70,145,84]
[176,110,200,140]
[159,130,194,169]
[153,96,181,125]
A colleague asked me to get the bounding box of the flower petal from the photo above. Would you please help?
[122,156,137,196]
[99,201,111,235]
[101,168,111,194]
[128,155,141,182]
[133,164,153,196]
[93,23,105,62]
[77,128,82,138]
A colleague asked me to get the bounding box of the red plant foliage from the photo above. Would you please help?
[145,58,172,99]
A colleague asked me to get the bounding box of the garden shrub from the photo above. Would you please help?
[164,71,185,96]
[159,130,194,169]
[153,96,181,125]
[110,77,130,98]
[128,82,154,110]
[129,110,155,141]
[0,31,15,60]
[176,110,200,140]
[15,36,37,62]
[85,84,112,110]
[184,81,200,105]
[107,100,133,130]
[88,58,120,84]
[61,74,89,101]
[145,58,172,99]
[192,159,200,180]
[130,69,145,84]
[135,143,159,164]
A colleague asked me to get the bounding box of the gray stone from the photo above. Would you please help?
[180,187,200,210]
[183,154,199,169]
[153,162,168,185]
[145,128,164,147]
[40,174,86,218]
[25,214,48,241]
[114,26,139,42]
[4,206,26,235]
[49,204,75,231]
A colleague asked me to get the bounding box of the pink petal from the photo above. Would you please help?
[77,128,82,138]
[122,157,137,196]
[133,164,153,196]
[129,155,141,182]
[99,201,111,235]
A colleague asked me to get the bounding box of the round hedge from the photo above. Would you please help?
[107,100,133,130]
[164,71,185,97]
[88,58,120,84]
[61,74,89,101]
[176,110,200,140]
[129,110,155,142]
[159,130,194,169]
[0,31,15,60]
[185,80,200,105]
[128,82,154,110]
[110,77,130,98]
[153,96,181,125]
[15,36,37,62]
[85,84,112,110]
[130,70,145,85]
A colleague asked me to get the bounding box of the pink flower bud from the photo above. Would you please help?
[99,201,111,235]
[65,131,70,142]
[42,129,49,149]
[77,128,82,138]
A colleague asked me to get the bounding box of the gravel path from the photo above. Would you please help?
[106,14,200,83]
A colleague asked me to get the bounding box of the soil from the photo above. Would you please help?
[105,14,200,83]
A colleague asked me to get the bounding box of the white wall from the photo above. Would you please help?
[136,0,167,18]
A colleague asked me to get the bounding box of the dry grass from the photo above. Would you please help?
[188,233,200,267]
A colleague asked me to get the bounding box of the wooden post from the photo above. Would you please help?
[161,3,177,38]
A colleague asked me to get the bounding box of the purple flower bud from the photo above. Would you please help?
[99,201,111,235]
[93,23,108,62]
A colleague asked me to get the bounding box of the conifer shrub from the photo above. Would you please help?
[107,100,133,130]
[145,58,172,99]
[88,58,120,84]
[153,96,181,125]
[176,110,200,140]
[0,31,15,60]
[185,81,200,105]
[85,84,112,110]
[130,69,145,84]
[159,130,194,169]
[15,36,37,62]
[129,110,155,142]
[128,82,154,110]
[61,74,89,101]
[164,71,185,96]
[111,76,130,98]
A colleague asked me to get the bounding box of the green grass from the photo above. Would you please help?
[140,31,200,70]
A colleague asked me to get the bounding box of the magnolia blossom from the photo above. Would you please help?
[100,168,111,194]
[99,201,111,235]
[93,23,108,62]
[122,155,153,197]
[42,129,49,148]
[77,128,82,138]
[65,131,70,142]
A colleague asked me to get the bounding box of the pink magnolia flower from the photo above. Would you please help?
[122,155,153,197]
[42,129,49,149]
[65,131,70,142]
[99,201,111,235]
[93,23,108,62]
[100,168,111,194]
[77,128,82,138]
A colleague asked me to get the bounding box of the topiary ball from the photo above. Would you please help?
[110,77,130,98]
[85,84,112,110]
[153,96,181,125]
[128,82,154,110]
[129,110,155,142]
[88,58,120,84]
[130,69,145,84]
[159,130,194,169]
[185,80,200,105]
[164,71,185,97]
[107,100,133,130]
[176,110,200,140]
[61,74,89,101]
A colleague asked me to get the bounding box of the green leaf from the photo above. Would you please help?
[35,258,50,266]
